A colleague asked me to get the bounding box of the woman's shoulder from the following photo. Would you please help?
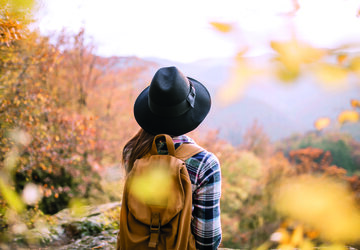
[193,147,219,163]
[173,134,219,165]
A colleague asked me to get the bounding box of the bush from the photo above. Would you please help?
[278,132,358,174]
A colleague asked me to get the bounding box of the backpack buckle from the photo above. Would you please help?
[148,212,160,248]
[150,223,160,233]
[150,212,160,232]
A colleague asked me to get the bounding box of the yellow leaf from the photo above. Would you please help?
[69,198,88,217]
[274,175,360,243]
[217,53,256,106]
[271,39,324,72]
[314,117,331,131]
[276,66,300,82]
[277,244,295,250]
[0,178,25,213]
[299,239,315,250]
[349,56,360,75]
[338,110,359,124]
[210,22,233,33]
[320,244,348,250]
[129,166,172,207]
[7,0,35,11]
[290,225,303,246]
[314,63,348,86]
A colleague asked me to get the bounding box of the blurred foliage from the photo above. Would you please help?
[0,25,101,215]
[189,130,283,248]
[256,175,360,250]
[210,20,360,129]
[0,3,152,246]
[274,175,360,243]
[0,1,33,45]
[129,166,172,207]
[191,126,360,249]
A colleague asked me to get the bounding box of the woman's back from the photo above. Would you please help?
[118,66,222,249]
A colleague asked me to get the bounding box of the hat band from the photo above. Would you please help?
[148,84,196,118]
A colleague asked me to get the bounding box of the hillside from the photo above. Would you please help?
[145,56,360,142]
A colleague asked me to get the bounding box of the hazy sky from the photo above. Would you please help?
[37,0,360,63]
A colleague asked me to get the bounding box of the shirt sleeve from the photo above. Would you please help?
[191,152,222,250]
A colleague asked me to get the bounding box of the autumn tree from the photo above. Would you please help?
[242,120,272,158]
[0,5,102,216]
[48,28,104,110]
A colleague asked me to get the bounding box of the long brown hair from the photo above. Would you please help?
[122,129,155,174]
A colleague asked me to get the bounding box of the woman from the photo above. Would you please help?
[120,66,222,249]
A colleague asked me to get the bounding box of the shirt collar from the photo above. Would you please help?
[172,135,195,144]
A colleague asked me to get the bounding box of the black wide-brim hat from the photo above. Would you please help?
[134,66,211,136]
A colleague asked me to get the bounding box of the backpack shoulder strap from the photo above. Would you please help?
[175,143,204,161]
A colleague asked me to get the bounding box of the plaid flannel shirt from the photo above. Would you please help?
[158,135,222,249]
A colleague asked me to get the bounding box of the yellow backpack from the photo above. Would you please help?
[117,134,203,250]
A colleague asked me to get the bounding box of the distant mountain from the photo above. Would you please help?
[142,56,360,143]
[208,95,303,145]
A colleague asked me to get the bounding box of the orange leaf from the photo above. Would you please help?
[350,99,360,108]
[306,230,320,239]
[337,54,347,65]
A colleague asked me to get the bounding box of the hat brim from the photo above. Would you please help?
[134,77,211,136]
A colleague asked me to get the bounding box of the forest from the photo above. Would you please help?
[1,1,360,249]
